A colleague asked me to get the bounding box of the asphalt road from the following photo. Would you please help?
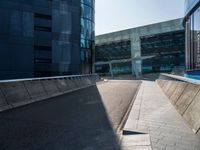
[0,80,141,150]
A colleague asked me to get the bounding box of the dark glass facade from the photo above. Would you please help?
[0,0,94,80]
[95,40,131,74]
[141,31,185,73]
[185,0,200,71]
[185,0,199,15]
[80,0,95,74]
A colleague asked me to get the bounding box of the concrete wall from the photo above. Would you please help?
[156,79,200,136]
[0,74,99,112]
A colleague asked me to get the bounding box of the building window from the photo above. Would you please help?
[34,71,51,77]
[34,13,52,20]
[34,26,52,32]
[141,31,185,74]
[34,58,52,64]
[34,45,52,51]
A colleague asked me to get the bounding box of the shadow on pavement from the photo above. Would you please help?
[0,85,122,150]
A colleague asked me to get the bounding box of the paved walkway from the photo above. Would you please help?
[0,80,141,150]
[123,81,200,150]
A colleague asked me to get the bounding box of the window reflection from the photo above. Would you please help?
[81,0,94,7]
[81,4,93,20]
[186,6,200,70]
[80,0,95,74]
[141,31,185,74]
[193,8,200,68]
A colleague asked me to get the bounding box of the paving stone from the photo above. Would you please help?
[123,81,200,150]
[121,134,151,146]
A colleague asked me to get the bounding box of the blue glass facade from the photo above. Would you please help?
[95,19,184,76]
[81,0,95,74]
[141,31,185,73]
[185,0,199,15]
[184,0,200,71]
[0,0,95,80]
[95,40,131,74]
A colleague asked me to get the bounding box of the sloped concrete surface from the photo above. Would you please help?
[183,91,200,132]
[24,80,47,100]
[0,82,32,107]
[0,80,141,150]
[0,89,11,111]
[41,80,60,96]
[170,82,188,104]
[124,81,200,150]
[175,84,200,115]
[0,75,99,112]
[165,81,178,98]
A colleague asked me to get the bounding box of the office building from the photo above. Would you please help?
[95,18,185,77]
[184,0,200,72]
[0,0,95,80]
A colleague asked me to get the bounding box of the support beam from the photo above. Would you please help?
[109,62,114,78]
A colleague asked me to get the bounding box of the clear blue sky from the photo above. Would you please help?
[95,0,185,35]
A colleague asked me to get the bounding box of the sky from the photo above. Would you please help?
[95,0,185,35]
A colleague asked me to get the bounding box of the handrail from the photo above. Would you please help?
[0,74,99,83]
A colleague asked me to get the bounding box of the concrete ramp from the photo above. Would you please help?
[0,74,99,112]
[156,77,200,137]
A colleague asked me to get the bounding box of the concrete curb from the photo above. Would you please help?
[122,81,149,135]
[117,81,142,133]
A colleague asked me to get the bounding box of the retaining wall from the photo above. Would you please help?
[0,74,99,112]
[156,74,200,136]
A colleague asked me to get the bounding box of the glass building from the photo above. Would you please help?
[95,40,132,74]
[184,0,200,71]
[0,0,95,80]
[81,0,95,74]
[95,18,185,77]
[141,30,185,74]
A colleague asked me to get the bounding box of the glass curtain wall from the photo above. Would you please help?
[95,40,131,74]
[141,31,185,74]
[80,0,95,74]
[186,6,200,70]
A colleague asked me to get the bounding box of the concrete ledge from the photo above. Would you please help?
[165,81,178,98]
[0,74,99,112]
[67,80,78,89]
[175,84,200,115]
[163,81,173,94]
[0,82,32,107]
[41,80,60,96]
[171,82,187,104]
[24,80,47,100]
[160,73,200,85]
[0,89,8,107]
[183,91,200,132]
[55,79,71,92]
[156,75,200,137]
